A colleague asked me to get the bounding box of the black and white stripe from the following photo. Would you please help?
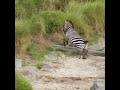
[63,20,88,59]
[69,37,87,49]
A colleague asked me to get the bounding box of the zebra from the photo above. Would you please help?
[63,20,88,59]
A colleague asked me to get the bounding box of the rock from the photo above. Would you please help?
[42,51,65,71]
[90,82,99,90]
[41,64,54,71]
[89,37,105,51]
[44,51,58,61]
[90,81,105,90]
[15,59,22,69]
[43,58,54,66]
[98,47,105,52]
[89,44,103,51]
[49,51,58,57]
[21,66,39,80]
[75,87,80,89]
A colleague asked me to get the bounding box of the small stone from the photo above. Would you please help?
[21,66,38,80]
[76,87,79,89]
[90,81,105,90]
[15,59,22,69]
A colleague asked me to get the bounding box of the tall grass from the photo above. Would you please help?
[65,1,105,41]
[15,72,33,90]
[15,0,105,57]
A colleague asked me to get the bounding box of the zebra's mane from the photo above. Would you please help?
[66,20,74,29]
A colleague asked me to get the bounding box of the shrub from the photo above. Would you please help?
[36,62,44,69]
[40,10,65,34]
[15,72,33,90]
[15,0,105,57]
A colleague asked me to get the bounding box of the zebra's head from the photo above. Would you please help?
[63,20,74,33]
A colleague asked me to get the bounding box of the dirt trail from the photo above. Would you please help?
[31,55,105,90]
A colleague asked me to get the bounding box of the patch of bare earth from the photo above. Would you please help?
[31,55,105,90]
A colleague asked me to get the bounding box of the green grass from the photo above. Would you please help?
[15,0,105,61]
[15,1,104,90]
[26,45,56,69]
[39,10,66,34]
[36,61,44,69]
[65,1,104,40]
[15,72,33,90]
[26,45,53,60]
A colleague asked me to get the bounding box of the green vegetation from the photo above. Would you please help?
[15,72,33,90]
[36,61,44,69]
[15,0,105,61]
[15,0,104,89]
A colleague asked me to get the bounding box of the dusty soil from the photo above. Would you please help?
[30,55,105,90]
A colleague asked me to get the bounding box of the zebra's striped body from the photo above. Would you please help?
[63,20,88,59]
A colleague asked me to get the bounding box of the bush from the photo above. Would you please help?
[26,45,51,60]
[15,0,105,56]
[30,15,46,34]
[40,10,66,34]
[15,20,32,54]
[15,73,33,90]
[65,1,105,41]
[36,62,44,69]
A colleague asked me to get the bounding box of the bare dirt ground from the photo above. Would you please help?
[31,55,105,90]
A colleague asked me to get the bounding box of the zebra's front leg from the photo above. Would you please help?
[65,41,71,47]
[63,37,69,47]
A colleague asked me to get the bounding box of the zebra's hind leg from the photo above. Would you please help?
[78,46,88,59]
[82,49,88,59]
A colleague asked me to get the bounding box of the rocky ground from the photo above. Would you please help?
[15,38,105,90]
[16,53,105,90]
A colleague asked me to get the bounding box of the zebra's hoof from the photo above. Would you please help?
[82,57,86,59]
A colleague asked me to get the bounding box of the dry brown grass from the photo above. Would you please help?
[15,33,50,56]
[48,32,64,45]
[15,35,32,55]
[31,33,50,50]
